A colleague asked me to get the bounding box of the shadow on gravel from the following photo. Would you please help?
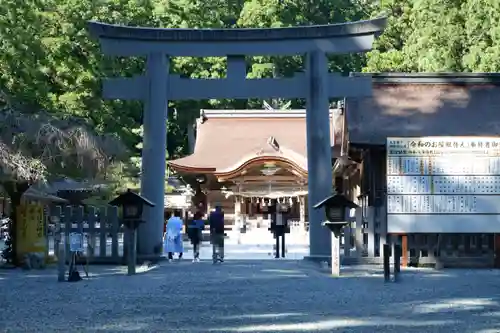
[203,264,500,333]
[0,264,162,281]
[2,261,500,332]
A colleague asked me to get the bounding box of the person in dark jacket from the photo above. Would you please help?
[209,204,225,263]
[187,211,205,262]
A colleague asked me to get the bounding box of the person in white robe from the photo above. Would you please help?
[164,210,184,261]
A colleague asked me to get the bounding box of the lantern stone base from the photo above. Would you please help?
[136,254,165,264]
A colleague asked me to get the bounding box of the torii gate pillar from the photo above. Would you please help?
[140,53,169,256]
[306,50,333,258]
[88,18,386,259]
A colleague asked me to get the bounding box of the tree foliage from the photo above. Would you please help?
[366,0,500,72]
[2,0,499,171]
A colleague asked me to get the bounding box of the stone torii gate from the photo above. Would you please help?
[88,18,386,260]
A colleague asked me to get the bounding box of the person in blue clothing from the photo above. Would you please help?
[164,210,184,261]
[209,203,225,263]
[187,211,205,262]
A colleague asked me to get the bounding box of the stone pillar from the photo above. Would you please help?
[138,52,169,257]
[305,50,333,259]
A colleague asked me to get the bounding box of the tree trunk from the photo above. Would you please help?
[2,181,31,266]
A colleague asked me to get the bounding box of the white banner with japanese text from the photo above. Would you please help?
[387,136,500,233]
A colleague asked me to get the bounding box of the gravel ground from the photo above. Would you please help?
[1,260,500,333]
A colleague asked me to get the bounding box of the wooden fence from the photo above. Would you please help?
[47,205,124,264]
[342,205,496,268]
[39,203,495,267]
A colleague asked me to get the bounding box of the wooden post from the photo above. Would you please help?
[383,243,390,282]
[344,222,351,257]
[57,246,66,281]
[57,226,66,282]
[64,206,72,260]
[281,232,286,258]
[379,204,387,260]
[51,206,65,281]
[299,196,306,230]
[401,234,408,268]
[274,231,280,258]
[355,207,363,259]
[87,206,96,261]
[394,244,401,282]
[494,234,500,268]
[127,228,137,275]
[331,233,341,277]
[234,195,241,233]
[206,201,212,218]
[99,206,107,257]
[132,228,137,271]
[109,206,119,261]
[366,206,375,258]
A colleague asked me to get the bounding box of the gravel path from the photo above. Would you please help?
[1,260,500,333]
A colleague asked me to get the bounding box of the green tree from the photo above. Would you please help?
[0,92,125,264]
[365,0,500,73]
[403,0,464,72]
[364,0,413,72]
[461,0,500,71]
[0,0,138,264]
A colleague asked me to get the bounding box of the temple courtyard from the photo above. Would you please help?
[1,249,500,332]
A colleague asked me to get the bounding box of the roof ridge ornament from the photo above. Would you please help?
[267,136,280,151]
[199,110,208,124]
[255,137,282,156]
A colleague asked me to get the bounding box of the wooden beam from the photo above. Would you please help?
[401,234,408,268]
[218,175,304,183]
[102,74,372,101]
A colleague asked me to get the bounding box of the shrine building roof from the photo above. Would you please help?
[168,109,340,176]
[346,73,500,145]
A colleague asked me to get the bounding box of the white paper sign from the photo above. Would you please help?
[387,136,500,233]
[69,232,84,252]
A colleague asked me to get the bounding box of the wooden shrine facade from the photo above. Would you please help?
[338,73,500,268]
[168,109,341,228]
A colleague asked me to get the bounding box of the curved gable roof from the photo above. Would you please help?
[169,110,338,174]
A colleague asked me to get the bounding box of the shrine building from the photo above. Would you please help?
[340,73,500,267]
[168,109,342,229]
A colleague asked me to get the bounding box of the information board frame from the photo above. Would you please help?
[386,136,500,233]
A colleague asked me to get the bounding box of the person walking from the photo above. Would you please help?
[164,210,184,262]
[209,204,225,263]
[187,211,205,262]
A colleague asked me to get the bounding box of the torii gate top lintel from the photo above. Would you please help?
[87,17,386,57]
[88,17,386,42]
